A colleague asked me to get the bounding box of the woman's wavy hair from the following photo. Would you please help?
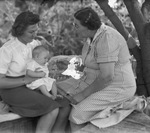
[74,7,101,30]
[11,11,40,37]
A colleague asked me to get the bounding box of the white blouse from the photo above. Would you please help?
[0,37,41,76]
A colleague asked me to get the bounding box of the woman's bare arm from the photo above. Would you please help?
[26,69,46,78]
[0,73,38,89]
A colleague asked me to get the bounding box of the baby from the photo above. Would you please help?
[26,45,58,100]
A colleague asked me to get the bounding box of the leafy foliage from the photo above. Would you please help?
[0,0,134,55]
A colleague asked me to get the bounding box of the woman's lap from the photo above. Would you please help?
[0,85,70,117]
[57,77,93,96]
[69,86,136,124]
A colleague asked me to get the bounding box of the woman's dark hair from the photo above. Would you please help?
[11,11,40,37]
[74,7,101,30]
[141,1,150,14]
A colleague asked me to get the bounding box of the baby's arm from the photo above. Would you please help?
[26,61,46,78]
[38,85,55,99]
[26,69,46,78]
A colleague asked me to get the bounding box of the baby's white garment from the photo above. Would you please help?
[27,77,55,91]
[26,60,56,91]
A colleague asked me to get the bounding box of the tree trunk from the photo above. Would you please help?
[124,0,150,96]
[95,0,148,96]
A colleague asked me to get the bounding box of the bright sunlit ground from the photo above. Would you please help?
[108,0,117,7]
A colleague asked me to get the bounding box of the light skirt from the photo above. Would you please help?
[69,86,136,128]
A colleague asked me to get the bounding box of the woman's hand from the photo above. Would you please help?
[72,93,85,104]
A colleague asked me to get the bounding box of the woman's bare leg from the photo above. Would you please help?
[70,121,87,133]
[36,108,59,133]
[52,105,71,133]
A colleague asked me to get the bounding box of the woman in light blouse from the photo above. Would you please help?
[0,11,70,133]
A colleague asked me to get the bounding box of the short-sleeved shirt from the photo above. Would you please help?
[57,24,136,95]
[0,37,41,77]
[82,24,136,87]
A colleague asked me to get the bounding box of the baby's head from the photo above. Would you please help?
[32,45,53,66]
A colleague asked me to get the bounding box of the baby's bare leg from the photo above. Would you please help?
[39,85,53,98]
[51,82,57,97]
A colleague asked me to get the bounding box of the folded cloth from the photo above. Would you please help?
[91,109,134,128]
[121,95,147,112]
[0,101,10,114]
[143,96,150,116]
[91,96,147,128]
[0,113,21,123]
[0,99,21,123]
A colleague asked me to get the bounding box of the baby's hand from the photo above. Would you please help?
[56,94,63,99]
[37,71,46,77]
[49,95,56,100]
[40,72,46,77]
[34,68,46,77]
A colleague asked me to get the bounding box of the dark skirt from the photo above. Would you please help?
[0,85,70,117]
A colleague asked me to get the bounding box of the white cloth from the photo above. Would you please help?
[26,60,55,91]
[0,37,41,76]
[0,113,21,123]
[90,96,147,128]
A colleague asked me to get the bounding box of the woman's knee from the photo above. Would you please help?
[47,108,59,118]
[59,105,71,117]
